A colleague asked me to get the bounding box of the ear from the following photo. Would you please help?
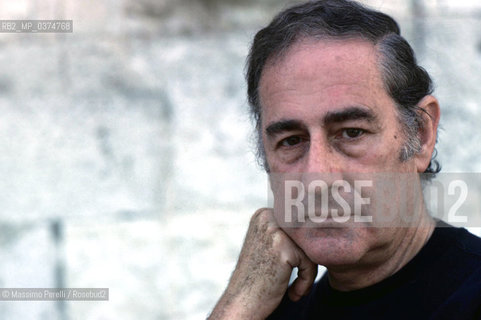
[414,95,440,173]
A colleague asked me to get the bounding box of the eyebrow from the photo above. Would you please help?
[265,119,306,137]
[264,106,378,137]
[323,106,377,125]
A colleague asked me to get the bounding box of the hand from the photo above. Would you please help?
[208,208,318,320]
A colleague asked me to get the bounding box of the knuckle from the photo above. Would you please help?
[271,229,291,250]
[252,207,273,221]
[250,208,275,229]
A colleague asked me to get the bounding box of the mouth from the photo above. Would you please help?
[305,209,352,221]
[294,215,354,228]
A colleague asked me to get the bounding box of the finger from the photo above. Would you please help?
[287,252,318,301]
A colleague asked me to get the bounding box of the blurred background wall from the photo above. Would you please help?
[0,0,480,319]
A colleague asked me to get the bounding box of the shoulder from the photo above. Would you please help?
[429,264,481,319]
[428,223,481,319]
[434,221,481,263]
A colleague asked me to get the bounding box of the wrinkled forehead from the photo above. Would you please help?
[259,38,383,97]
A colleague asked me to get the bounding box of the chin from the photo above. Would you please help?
[285,226,373,267]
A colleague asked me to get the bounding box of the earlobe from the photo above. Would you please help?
[414,95,440,173]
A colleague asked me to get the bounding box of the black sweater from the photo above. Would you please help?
[268,221,481,319]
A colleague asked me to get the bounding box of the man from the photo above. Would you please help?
[209,1,481,319]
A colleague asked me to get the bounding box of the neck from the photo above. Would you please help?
[327,213,435,291]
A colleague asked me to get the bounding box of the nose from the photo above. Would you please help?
[301,135,343,184]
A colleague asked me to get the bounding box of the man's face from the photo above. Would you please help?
[259,39,421,268]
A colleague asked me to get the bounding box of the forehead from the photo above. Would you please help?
[258,38,395,124]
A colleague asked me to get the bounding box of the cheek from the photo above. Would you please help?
[355,138,404,169]
[267,153,306,173]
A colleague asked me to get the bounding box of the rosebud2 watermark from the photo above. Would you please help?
[284,179,372,223]
[0,288,108,301]
[268,173,481,227]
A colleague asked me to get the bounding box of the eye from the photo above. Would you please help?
[342,128,364,139]
[280,136,303,147]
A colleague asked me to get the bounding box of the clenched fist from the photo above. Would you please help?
[208,208,318,320]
